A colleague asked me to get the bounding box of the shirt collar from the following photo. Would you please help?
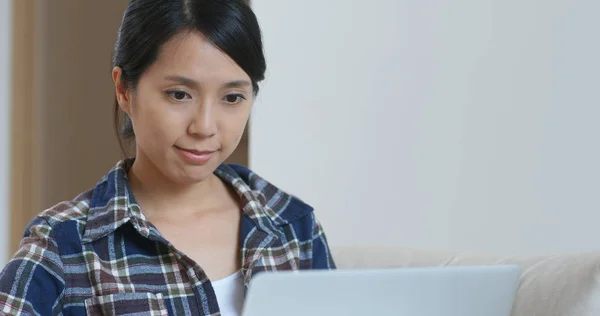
[81,159,313,243]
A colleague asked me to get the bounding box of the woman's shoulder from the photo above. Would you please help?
[28,159,131,238]
[23,188,95,239]
[219,164,316,225]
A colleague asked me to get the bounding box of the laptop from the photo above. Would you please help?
[243,265,520,316]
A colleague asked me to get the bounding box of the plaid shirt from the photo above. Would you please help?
[0,159,335,315]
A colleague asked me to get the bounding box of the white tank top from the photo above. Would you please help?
[212,270,245,316]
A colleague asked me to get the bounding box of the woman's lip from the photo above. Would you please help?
[174,146,216,164]
[174,146,216,154]
[180,148,215,154]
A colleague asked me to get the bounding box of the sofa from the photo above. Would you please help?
[331,245,600,316]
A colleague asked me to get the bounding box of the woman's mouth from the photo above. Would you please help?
[174,146,216,165]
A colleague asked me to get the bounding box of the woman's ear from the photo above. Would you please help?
[112,67,132,114]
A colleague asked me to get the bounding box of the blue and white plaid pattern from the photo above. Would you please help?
[0,159,335,315]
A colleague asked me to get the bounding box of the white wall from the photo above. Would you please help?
[251,0,600,255]
[0,0,12,264]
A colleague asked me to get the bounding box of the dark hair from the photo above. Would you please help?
[113,0,265,156]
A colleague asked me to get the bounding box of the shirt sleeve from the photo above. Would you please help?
[310,214,336,269]
[0,217,65,315]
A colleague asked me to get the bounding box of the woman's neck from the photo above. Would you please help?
[127,155,227,220]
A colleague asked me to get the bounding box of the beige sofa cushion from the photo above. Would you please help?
[332,245,600,316]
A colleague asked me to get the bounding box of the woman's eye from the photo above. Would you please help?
[223,94,246,105]
[167,90,191,101]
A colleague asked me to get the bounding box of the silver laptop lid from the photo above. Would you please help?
[243,265,520,316]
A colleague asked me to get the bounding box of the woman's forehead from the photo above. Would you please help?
[148,31,250,83]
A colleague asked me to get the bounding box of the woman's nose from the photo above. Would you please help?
[187,102,217,137]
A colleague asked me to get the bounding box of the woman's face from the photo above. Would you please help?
[114,31,253,184]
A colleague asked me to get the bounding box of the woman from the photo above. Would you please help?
[0,0,335,315]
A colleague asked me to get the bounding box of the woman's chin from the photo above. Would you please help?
[169,165,217,184]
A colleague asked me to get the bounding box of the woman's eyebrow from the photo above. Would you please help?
[223,80,252,89]
[164,75,199,86]
[164,76,251,89]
